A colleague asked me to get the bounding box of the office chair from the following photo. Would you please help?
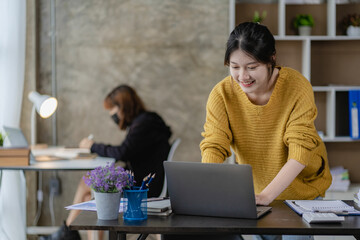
[158,138,181,198]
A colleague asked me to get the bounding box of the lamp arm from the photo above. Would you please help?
[31,105,36,146]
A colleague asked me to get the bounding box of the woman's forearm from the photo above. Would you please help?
[256,159,305,205]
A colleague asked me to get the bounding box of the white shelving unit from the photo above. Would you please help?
[313,86,360,141]
[230,0,360,142]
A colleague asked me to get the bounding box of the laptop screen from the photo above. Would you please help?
[164,161,272,219]
[3,126,29,148]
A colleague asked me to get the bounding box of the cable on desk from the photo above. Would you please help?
[33,171,43,225]
[49,171,60,226]
[49,189,56,226]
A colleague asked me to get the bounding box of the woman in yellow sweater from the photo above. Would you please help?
[200,22,332,239]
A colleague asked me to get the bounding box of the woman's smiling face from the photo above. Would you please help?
[229,49,271,96]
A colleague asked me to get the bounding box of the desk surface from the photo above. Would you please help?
[0,157,115,171]
[70,201,360,238]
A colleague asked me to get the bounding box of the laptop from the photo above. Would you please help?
[3,126,29,148]
[2,126,62,162]
[164,161,272,219]
[3,126,38,162]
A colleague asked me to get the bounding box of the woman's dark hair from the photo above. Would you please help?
[224,22,276,68]
[104,84,146,130]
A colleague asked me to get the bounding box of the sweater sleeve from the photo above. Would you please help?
[200,85,233,163]
[283,80,322,166]
[90,124,140,162]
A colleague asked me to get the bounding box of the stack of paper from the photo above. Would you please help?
[354,189,360,207]
[32,147,96,161]
[147,199,172,216]
[327,166,351,192]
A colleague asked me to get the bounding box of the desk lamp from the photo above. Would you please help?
[28,91,58,146]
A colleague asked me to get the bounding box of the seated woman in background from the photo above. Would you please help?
[42,84,172,240]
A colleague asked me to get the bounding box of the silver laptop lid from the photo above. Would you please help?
[164,161,259,219]
[3,126,29,147]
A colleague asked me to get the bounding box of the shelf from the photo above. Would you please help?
[233,0,360,184]
[313,86,360,92]
[321,136,360,142]
[275,36,360,41]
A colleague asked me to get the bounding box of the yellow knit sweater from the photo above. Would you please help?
[200,67,332,200]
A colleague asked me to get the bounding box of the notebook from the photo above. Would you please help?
[285,200,360,216]
[164,161,272,219]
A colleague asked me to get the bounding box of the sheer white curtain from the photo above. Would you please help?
[0,0,27,239]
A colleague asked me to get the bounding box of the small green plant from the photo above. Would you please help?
[293,14,314,29]
[341,13,360,29]
[253,10,267,24]
[0,132,6,146]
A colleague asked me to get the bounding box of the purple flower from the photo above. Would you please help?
[83,162,135,193]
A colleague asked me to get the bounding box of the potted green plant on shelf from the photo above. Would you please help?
[293,14,314,36]
[341,13,360,37]
[253,10,267,24]
[0,132,5,146]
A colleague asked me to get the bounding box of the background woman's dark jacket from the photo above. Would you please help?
[91,111,172,197]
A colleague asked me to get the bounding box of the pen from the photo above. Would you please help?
[88,134,94,140]
[140,173,151,190]
[145,173,156,189]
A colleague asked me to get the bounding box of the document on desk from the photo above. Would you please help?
[32,147,96,161]
[65,199,124,212]
[65,197,171,215]
[285,200,360,216]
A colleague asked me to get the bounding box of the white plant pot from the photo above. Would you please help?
[347,26,360,37]
[94,191,121,220]
[298,26,312,36]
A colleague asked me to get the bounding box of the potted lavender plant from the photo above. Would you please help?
[83,163,134,220]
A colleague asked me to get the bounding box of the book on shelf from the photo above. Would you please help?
[335,91,349,137]
[349,90,360,139]
[0,147,30,157]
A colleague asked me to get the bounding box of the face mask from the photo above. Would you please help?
[111,113,120,125]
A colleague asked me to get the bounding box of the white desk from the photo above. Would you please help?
[0,156,115,171]
[0,156,116,238]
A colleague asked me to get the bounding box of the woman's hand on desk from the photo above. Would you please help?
[79,138,94,149]
[255,193,272,206]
